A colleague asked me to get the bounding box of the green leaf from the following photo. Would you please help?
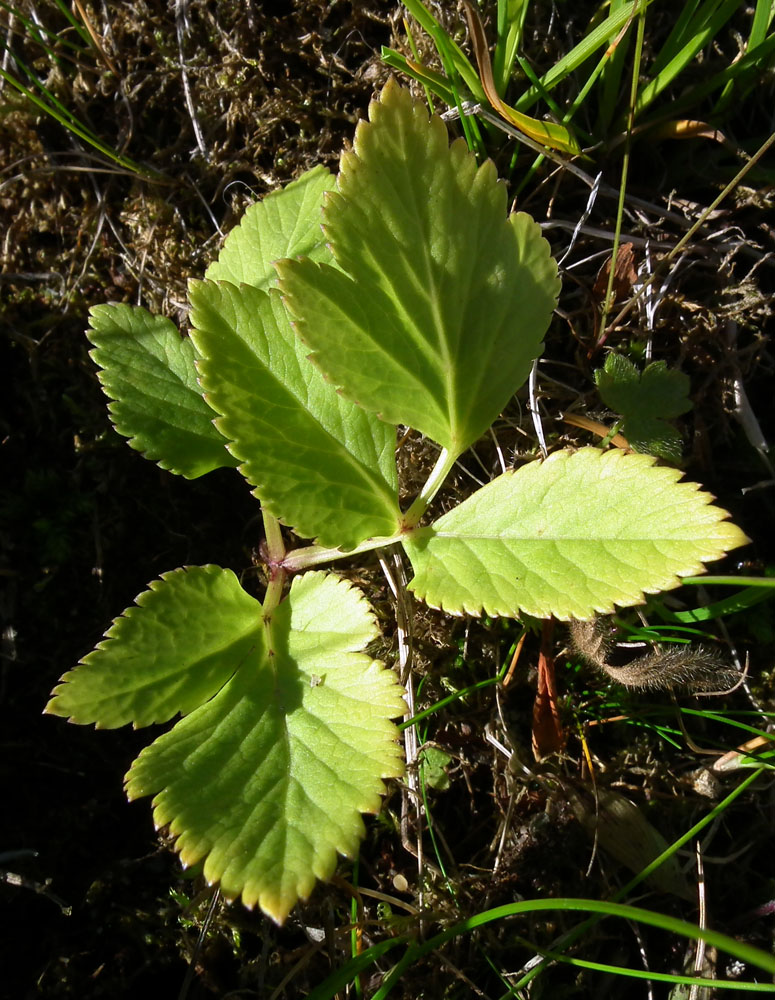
[189,280,401,549]
[595,354,692,462]
[419,745,452,791]
[87,304,237,479]
[205,165,335,290]
[403,448,749,620]
[277,80,559,457]
[124,571,406,923]
[45,566,260,728]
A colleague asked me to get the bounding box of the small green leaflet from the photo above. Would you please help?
[595,354,692,462]
[278,79,559,458]
[404,448,749,620]
[189,280,402,549]
[205,164,335,289]
[87,305,237,479]
[47,568,406,924]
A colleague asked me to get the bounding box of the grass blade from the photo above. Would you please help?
[635,0,741,116]
[513,2,640,113]
[492,0,528,96]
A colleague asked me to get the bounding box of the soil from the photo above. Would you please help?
[2,2,774,998]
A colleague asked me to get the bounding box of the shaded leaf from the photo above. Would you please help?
[404,448,749,619]
[592,243,637,303]
[189,280,401,549]
[205,165,335,289]
[419,745,452,791]
[277,79,559,457]
[45,566,259,728]
[87,304,237,478]
[596,354,692,462]
[565,784,692,899]
[124,571,405,923]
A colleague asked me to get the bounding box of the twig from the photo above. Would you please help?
[175,0,208,161]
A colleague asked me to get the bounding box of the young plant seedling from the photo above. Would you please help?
[45,81,748,923]
[595,353,693,462]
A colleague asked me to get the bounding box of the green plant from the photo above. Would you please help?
[384,0,775,157]
[45,81,747,925]
[594,353,693,461]
[0,0,157,177]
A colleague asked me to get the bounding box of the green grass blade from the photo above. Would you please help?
[750,0,775,46]
[399,647,513,731]
[511,768,766,992]
[403,15,435,111]
[634,0,741,116]
[0,63,158,178]
[646,0,704,77]
[597,3,646,339]
[431,9,486,156]
[1,48,90,129]
[715,0,775,110]
[305,937,409,1000]
[50,0,95,50]
[514,53,581,133]
[380,47,456,105]
[0,1,85,57]
[513,2,640,113]
[372,891,775,999]
[681,708,775,745]
[659,585,775,623]
[597,0,635,133]
[493,0,529,96]
[401,0,484,99]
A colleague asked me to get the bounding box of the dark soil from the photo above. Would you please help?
[2,2,774,998]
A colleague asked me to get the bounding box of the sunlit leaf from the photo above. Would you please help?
[189,280,401,549]
[278,79,559,457]
[124,571,405,923]
[45,565,259,728]
[206,165,335,289]
[404,448,749,619]
[87,305,237,478]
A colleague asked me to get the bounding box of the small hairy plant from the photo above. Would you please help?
[568,617,741,692]
[46,81,748,923]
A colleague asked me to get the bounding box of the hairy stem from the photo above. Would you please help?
[261,509,286,616]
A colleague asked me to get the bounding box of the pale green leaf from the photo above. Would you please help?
[205,165,334,289]
[277,80,559,457]
[189,280,401,549]
[45,566,260,728]
[87,304,237,478]
[125,571,406,923]
[404,448,749,620]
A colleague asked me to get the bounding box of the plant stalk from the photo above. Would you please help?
[403,447,456,528]
[281,532,405,573]
[261,509,287,615]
